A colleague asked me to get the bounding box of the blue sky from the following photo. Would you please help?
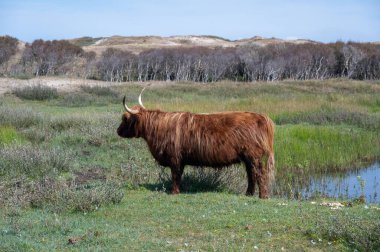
[0,0,379,43]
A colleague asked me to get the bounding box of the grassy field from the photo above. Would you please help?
[1,78,380,251]
[1,190,380,251]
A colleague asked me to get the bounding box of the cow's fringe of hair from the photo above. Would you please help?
[262,115,275,186]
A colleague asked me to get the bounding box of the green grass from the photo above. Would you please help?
[0,126,24,145]
[0,78,380,251]
[1,191,379,251]
[275,125,379,173]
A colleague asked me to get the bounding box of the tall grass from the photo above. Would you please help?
[275,125,379,174]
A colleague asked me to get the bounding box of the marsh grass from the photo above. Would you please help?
[359,96,380,112]
[275,125,379,174]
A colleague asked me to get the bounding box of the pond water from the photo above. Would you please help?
[302,162,380,203]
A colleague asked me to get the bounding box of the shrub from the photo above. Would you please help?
[49,116,88,132]
[0,145,71,178]
[21,39,84,76]
[59,93,94,107]
[0,105,43,129]
[58,91,121,107]
[21,126,54,144]
[9,72,33,80]
[1,178,124,212]
[0,36,18,66]
[80,85,119,97]
[13,84,58,100]
[306,213,380,251]
[30,181,125,213]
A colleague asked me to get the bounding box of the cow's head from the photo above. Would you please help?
[117,88,146,138]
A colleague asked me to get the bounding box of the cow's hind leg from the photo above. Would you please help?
[255,159,269,199]
[244,159,257,196]
[170,165,184,194]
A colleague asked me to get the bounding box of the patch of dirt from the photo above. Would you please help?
[73,167,106,185]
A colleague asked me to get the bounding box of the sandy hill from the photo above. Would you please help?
[5,35,322,64]
[69,35,321,55]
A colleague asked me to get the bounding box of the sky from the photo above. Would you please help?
[0,0,379,43]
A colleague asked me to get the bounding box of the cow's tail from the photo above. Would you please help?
[262,115,275,186]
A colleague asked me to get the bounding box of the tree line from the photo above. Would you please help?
[1,36,380,82]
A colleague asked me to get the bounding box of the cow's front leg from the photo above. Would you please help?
[170,165,184,194]
[244,159,257,196]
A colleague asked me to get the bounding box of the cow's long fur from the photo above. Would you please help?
[117,105,275,198]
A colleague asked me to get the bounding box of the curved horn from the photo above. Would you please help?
[123,96,139,114]
[138,87,146,109]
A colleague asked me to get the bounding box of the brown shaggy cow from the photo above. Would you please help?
[117,89,275,198]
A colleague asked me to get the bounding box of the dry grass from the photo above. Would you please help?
[0,76,122,95]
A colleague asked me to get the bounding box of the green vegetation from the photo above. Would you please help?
[1,191,379,251]
[0,79,379,251]
[0,126,24,145]
[275,125,378,173]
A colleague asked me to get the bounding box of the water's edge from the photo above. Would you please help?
[302,162,380,203]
